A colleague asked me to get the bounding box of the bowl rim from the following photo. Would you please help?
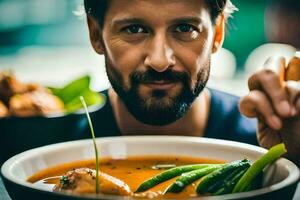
[1,136,300,200]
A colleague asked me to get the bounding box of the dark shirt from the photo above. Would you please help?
[91,88,258,146]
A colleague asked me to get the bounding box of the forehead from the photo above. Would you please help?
[105,0,211,25]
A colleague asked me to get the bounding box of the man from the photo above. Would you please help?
[84,0,300,166]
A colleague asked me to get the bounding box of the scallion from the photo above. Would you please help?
[80,96,100,194]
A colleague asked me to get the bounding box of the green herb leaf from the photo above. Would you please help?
[48,75,105,113]
[51,75,91,104]
[47,87,62,97]
[65,89,104,113]
[60,176,70,185]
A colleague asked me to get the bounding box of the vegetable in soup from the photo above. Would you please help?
[28,155,224,199]
[27,143,287,199]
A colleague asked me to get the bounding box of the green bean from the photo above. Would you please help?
[196,159,250,195]
[245,172,263,192]
[213,167,248,195]
[205,159,250,194]
[165,164,225,193]
[233,143,287,193]
[135,164,221,193]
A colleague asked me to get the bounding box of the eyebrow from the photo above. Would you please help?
[169,16,203,25]
[111,16,203,28]
[111,18,147,27]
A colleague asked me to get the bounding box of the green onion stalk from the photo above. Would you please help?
[80,96,100,194]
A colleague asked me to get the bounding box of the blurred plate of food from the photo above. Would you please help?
[0,71,106,163]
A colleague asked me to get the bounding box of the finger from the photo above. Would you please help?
[285,56,300,81]
[239,90,282,130]
[264,56,286,83]
[296,97,300,113]
[248,57,285,90]
[257,121,282,150]
[248,69,291,117]
[285,80,300,108]
[285,55,300,114]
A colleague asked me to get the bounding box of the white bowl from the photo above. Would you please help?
[1,136,299,200]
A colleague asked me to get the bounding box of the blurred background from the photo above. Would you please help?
[0,0,299,96]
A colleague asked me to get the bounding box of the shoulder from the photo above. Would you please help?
[205,88,258,145]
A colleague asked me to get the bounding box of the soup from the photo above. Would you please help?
[27,143,287,198]
[28,155,224,199]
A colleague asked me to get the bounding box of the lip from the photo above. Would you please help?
[142,81,177,90]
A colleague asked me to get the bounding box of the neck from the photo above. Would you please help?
[108,88,211,137]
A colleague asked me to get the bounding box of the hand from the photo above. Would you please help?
[239,56,300,166]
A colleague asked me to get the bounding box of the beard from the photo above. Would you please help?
[105,58,210,126]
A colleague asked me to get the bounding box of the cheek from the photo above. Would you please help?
[104,37,144,88]
[174,29,213,85]
[175,42,212,84]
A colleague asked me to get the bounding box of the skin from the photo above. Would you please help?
[240,56,300,165]
[88,0,224,136]
[87,0,300,165]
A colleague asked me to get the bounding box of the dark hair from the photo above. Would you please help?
[84,0,237,27]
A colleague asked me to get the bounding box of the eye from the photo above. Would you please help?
[174,24,196,33]
[122,25,147,34]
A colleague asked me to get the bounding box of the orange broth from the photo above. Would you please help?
[28,155,225,199]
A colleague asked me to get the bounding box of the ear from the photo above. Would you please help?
[87,16,105,55]
[212,14,225,54]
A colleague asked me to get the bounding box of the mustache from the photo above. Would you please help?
[130,69,189,84]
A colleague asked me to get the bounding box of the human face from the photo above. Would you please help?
[90,0,223,125]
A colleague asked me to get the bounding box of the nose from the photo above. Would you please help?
[144,34,176,72]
